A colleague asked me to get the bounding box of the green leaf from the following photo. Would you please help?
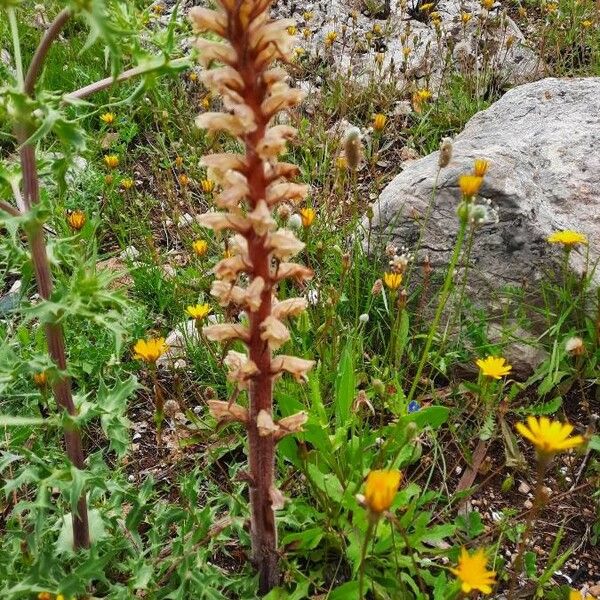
[401,406,449,430]
[0,415,46,426]
[334,341,356,426]
[329,581,360,600]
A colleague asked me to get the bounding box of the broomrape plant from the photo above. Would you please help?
[189,1,315,593]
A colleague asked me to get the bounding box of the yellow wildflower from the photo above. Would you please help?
[300,207,316,228]
[412,88,432,112]
[175,156,184,168]
[420,2,434,11]
[178,174,191,187]
[518,6,527,17]
[302,27,312,39]
[104,174,114,185]
[186,304,212,321]
[476,356,512,379]
[383,272,403,290]
[66,210,86,231]
[373,113,387,132]
[287,25,297,36]
[104,154,119,169]
[336,156,348,170]
[121,177,134,190]
[100,112,116,125]
[201,178,215,193]
[581,19,593,28]
[473,158,489,177]
[545,2,558,13]
[481,0,495,9]
[303,11,313,21]
[570,590,594,600]
[325,31,337,47]
[192,239,209,257]
[516,416,585,455]
[402,47,411,59]
[458,174,483,197]
[364,470,402,514]
[188,71,198,82]
[461,12,472,23]
[201,95,211,110]
[547,230,588,247]
[451,547,496,595]
[133,338,168,363]
[33,372,48,387]
[372,24,382,35]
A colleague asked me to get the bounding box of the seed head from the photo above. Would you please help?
[438,137,453,168]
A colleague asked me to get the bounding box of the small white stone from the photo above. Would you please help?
[518,481,531,494]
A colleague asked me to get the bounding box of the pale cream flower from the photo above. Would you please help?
[274,262,314,282]
[256,125,297,160]
[272,297,308,319]
[271,355,315,381]
[248,200,277,235]
[257,409,279,436]
[197,211,249,233]
[203,323,250,342]
[260,316,290,350]
[196,112,254,137]
[207,400,248,424]
[213,255,250,281]
[224,350,259,389]
[194,39,237,67]
[276,411,308,439]
[268,229,305,260]
[266,182,310,206]
[243,276,266,312]
[188,7,227,36]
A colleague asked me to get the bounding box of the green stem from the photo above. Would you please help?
[405,220,468,405]
[8,7,24,88]
[359,517,377,600]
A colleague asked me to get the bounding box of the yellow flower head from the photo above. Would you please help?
[451,547,496,595]
[364,469,402,514]
[303,11,313,21]
[516,416,585,455]
[481,0,495,9]
[121,177,134,190]
[201,95,211,110]
[372,23,382,35]
[100,112,116,125]
[33,371,48,387]
[287,25,297,35]
[383,272,403,290]
[37,593,52,600]
[581,19,593,28]
[420,2,434,11]
[66,210,86,231]
[412,88,432,113]
[175,156,184,168]
[188,70,198,82]
[402,46,411,59]
[461,12,472,23]
[547,230,588,247]
[201,178,215,193]
[476,356,512,379]
[570,589,594,600]
[300,207,316,228]
[178,174,191,187]
[325,31,338,47]
[473,158,489,177]
[104,154,119,169]
[192,239,209,257]
[133,338,168,363]
[186,303,212,321]
[459,174,483,198]
[302,27,312,39]
[104,174,114,185]
[373,113,387,132]
[336,156,348,171]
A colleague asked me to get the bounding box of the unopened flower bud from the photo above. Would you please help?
[372,378,385,395]
[359,313,369,323]
[438,137,453,168]
[371,279,383,295]
[565,336,584,356]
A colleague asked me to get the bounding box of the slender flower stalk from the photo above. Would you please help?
[189,3,314,593]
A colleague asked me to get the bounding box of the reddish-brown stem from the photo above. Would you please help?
[0,200,21,217]
[229,9,278,594]
[15,6,90,550]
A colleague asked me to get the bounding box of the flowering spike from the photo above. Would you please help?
[189,1,313,592]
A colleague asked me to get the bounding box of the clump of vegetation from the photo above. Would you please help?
[0,1,598,599]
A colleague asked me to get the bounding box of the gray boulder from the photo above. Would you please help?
[367,77,600,371]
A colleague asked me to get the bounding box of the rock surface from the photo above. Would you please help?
[367,77,600,368]
[275,0,541,90]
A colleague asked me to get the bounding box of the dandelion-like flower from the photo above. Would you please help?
[187,303,212,321]
[412,88,432,113]
[451,547,496,595]
[201,178,215,193]
[383,272,402,290]
[133,338,168,364]
[325,31,338,47]
[373,113,387,132]
[104,154,119,169]
[189,1,314,591]
[461,12,472,23]
[66,210,86,231]
[100,112,116,125]
[473,158,489,177]
[178,174,191,187]
[121,177,134,190]
[516,416,585,455]
[476,356,512,379]
[192,239,208,257]
[364,470,402,514]
[547,230,588,247]
[459,174,483,198]
[300,207,315,227]
[33,371,48,387]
